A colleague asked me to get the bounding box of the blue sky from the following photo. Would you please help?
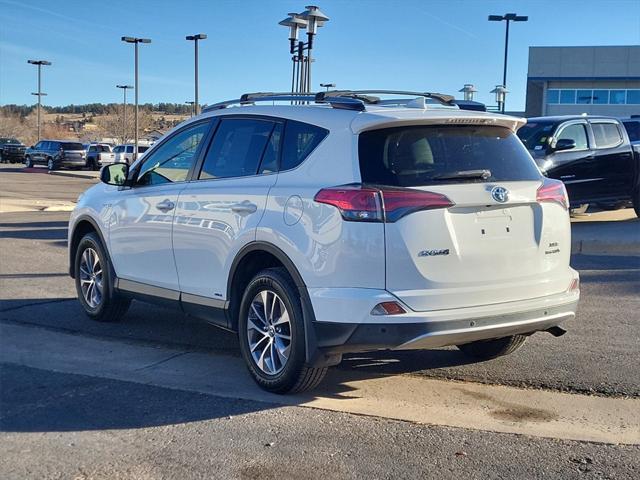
[1,0,639,110]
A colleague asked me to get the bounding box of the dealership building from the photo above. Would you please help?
[524,45,640,117]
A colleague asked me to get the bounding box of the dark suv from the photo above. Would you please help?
[0,137,26,163]
[24,140,87,171]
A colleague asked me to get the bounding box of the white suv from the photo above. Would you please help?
[69,91,580,393]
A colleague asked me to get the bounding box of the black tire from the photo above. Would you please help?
[74,232,131,322]
[24,156,33,168]
[238,267,327,393]
[91,159,100,171]
[457,335,527,360]
[633,189,640,218]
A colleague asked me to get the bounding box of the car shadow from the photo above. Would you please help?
[0,294,484,433]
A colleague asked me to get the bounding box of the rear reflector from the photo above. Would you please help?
[371,301,407,316]
[314,185,453,222]
[536,178,569,210]
[567,277,580,292]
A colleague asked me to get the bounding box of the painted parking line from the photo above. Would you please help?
[1,321,638,445]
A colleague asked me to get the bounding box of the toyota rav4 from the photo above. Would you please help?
[68,91,580,393]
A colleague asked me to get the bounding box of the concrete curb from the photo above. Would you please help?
[48,170,100,180]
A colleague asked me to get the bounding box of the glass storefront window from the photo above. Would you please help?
[626,90,640,104]
[610,90,626,104]
[576,90,593,104]
[559,90,576,104]
[546,89,560,104]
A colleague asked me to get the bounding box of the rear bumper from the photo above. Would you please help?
[306,285,579,361]
[312,300,577,355]
[59,158,87,167]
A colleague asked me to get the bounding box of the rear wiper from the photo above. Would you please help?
[431,169,491,181]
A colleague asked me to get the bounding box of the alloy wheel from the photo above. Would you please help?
[247,289,292,375]
[79,247,103,308]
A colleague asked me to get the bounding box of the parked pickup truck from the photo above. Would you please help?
[0,137,27,163]
[86,143,115,170]
[517,115,640,216]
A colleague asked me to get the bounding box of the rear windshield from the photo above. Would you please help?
[359,125,541,187]
[61,142,84,150]
[516,121,557,150]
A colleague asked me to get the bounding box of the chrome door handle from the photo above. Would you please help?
[156,199,175,212]
[231,201,258,214]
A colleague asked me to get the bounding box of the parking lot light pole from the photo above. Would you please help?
[186,34,207,115]
[490,85,508,113]
[458,84,477,101]
[300,5,329,93]
[121,36,151,162]
[279,13,308,95]
[185,101,195,117]
[27,60,51,142]
[488,13,527,113]
[116,85,133,143]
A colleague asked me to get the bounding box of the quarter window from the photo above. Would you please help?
[591,123,622,149]
[199,118,275,180]
[556,124,588,150]
[137,121,210,186]
[281,120,328,171]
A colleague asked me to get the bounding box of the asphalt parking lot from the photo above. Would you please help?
[1,164,639,478]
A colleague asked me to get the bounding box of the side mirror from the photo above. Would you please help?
[30,145,35,149]
[100,163,129,186]
[554,138,576,152]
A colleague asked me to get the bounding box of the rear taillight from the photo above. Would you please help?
[536,178,569,210]
[314,185,454,222]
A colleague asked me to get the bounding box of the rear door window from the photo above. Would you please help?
[198,118,276,180]
[359,125,541,187]
[591,122,623,149]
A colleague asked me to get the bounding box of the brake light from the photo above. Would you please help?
[314,185,454,222]
[536,178,569,210]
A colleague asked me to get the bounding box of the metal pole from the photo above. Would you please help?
[194,38,199,115]
[502,19,510,113]
[37,63,42,142]
[123,88,127,143]
[134,41,139,162]
[290,56,296,95]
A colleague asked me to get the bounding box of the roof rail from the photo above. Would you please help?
[316,90,456,106]
[202,92,366,113]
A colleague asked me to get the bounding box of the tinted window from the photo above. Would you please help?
[359,126,541,187]
[627,90,640,104]
[593,90,608,105]
[557,123,588,150]
[139,146,149,153]
[622,121,640,142]
[281,120,328,171]
[61,142,83,150]
[576,90,593,104]
[592,123,622,149]
[113,146,123,153]
[88,146,97,152]
[516,121,557,149]
[126,146,133,153]
[199,118,275,180]
[137,122,210,186]
[610,90,626,104]
[559,90,576,104]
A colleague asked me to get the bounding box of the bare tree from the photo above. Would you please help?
[95,105,153,144]
[0,111,31,143]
